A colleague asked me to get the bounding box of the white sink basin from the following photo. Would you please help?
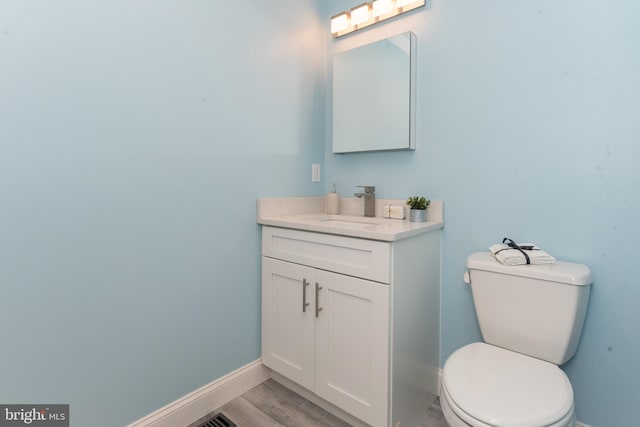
[317,216,382,228]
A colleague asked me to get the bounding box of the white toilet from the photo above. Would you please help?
[441,252,592,427]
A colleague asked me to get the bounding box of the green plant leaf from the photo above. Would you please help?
[406,196,431,210]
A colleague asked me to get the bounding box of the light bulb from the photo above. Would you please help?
[331,12,349,34]
[350,3,371,26]
[372,0,393,17]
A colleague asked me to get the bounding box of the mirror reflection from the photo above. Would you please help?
[332,32,416,154]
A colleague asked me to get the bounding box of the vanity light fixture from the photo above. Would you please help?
[331,0,425,38]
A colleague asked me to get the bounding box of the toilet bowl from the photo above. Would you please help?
[440,343,576,427]
[441,253,591,427]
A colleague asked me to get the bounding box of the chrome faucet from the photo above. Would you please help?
[354,186,375,217]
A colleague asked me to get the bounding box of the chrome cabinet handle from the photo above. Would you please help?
[302,279,310,312]
[315,282,323,318]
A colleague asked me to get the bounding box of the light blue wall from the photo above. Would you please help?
[324,1,639,426]
[0,1,325,426]
[3,1,638,426]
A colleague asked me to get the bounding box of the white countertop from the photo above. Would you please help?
[257,197,444,242]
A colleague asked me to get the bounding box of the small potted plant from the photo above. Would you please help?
[406,196,431,222]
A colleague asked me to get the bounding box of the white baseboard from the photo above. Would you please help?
[127,359,269,427]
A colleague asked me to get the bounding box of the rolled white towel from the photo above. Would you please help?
[489,242,556,266]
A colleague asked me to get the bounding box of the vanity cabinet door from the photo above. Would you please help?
[262,257,316,391]
[314,270,390,427]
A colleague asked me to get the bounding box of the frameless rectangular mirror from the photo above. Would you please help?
[332,31,416,154]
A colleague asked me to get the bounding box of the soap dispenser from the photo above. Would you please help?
[327,183,340,215]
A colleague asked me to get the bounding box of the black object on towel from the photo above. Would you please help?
[497,237,537,264]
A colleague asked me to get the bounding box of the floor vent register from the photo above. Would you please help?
[195,412,236,427]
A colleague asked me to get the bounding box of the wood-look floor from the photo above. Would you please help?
[188,379,448,427]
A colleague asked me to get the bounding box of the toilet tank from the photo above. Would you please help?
[467,252,592,365]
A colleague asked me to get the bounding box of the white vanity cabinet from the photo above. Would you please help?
[261,225,441,427]
[262,257,389,425]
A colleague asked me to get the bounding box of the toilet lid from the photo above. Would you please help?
[443,343,573,427]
